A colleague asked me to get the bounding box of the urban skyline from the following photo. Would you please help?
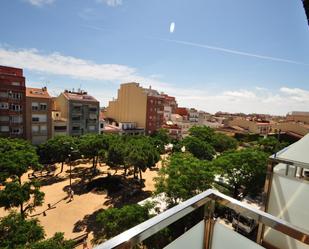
[0,0,309,115]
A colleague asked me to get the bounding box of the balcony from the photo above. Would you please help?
[95,189,309,249]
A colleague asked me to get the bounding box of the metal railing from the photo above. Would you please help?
[94,189,309,249]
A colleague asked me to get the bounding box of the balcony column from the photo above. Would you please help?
[203,199,215,249]
[256,159,276,244]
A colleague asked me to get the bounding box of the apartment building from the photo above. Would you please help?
[106,83,164,134]
[53,90,99,136]
[25,87,52,144]
[161,94,178,122]
[0,66,26,138]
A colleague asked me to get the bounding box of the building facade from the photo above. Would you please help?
[0,66,26,138]
[26,87,52,144]
[106,83,165,134]
[53,90,99,136]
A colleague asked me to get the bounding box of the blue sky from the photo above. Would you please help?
[1,0,309,114]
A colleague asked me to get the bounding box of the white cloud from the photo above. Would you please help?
[1,46,309,115]
[25,0,55,6]
[96,0,122,7]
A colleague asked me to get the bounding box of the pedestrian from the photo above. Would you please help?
[70,188,74,201]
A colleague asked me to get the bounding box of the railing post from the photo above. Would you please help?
[256,160,275,244]
[203,200,215,249]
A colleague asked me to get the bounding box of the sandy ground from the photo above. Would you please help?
[0,157,165,248]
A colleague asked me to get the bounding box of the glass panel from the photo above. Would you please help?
[164,220,204,249]
[212,222,264,249]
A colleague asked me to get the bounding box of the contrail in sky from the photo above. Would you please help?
[154,38,309,66]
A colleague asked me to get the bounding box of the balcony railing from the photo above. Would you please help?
[94,189,309,249]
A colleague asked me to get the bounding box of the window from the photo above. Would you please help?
[55,126,66,131]
[32,114,47,122]
[100,123,104,128]
[10,104,22,111]
[11,128,22,134]
[0,126,9,132]
[72,116,81,121]
[32,102,39,110]
[32,125,39,132]
[0,116,9,122]
[89,125,95,131]
[40,103,47,110]
[40,125,47,132]
[0,102,8,109]
[11,82,21,86]
[12,92,22,99]
[0,92,7,98]
[72,126,80,131]
[11,116,22,123]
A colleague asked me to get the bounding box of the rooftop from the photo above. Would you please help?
[26,87,51,98]
[63,90,98,102]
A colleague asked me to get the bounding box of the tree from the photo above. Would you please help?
[211,133,238,153]
[155,153,215,205]
[95,204,152,242]
[38,136,79,174]
[189,126,215,143]
[181,136,215,160]
[0,212,44,249]
[258,136,288,155]
[26,233,74,249]
[125,137,160,179]
[106,139,126,175]
[0,138,44,217]
[213,149,268,198]
[78,134,109,174]
[150,128,171,153]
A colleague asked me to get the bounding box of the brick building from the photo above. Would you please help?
[0,66,26,138]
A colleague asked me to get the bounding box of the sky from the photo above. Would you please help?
[1,0,309,115]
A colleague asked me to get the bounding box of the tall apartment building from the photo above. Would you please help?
[0,66,26,138]
[25,87,52,144]
[161,94,178,122]
[106,83,164,134]
[53,90,99,136]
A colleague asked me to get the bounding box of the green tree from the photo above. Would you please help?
[95,204,152,243]
[38,136,79,173]
[125,137,160,179]
[78,134,109,174]
[26,233,74,249]
[189,126,215,143]
[0,138,44,217]
[213,149,268,198]
[258,136,289,155]
[150,128,171,153]
[155,153,215,205]
[211,133,238,153]
[0,212,45,249]
[182,136,215,160]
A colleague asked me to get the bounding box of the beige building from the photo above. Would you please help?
[273,122,309,137]
[227,118,273,134]
[25,87,52,145]
[286,111,309,124]
[53,90,99,136]
[106,83,164,134]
